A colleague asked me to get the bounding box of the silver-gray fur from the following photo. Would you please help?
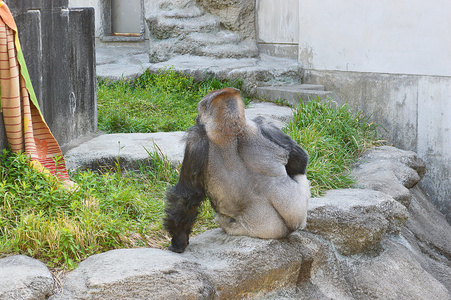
[164,87,310,253]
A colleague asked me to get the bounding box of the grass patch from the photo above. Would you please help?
[0,148,216,269]
[97,69,249,133]
[286,98,383,197]
[0,70,383,269]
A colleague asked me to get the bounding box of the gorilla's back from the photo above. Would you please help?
[204,120,304,238]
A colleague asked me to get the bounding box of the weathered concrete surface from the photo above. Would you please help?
[257,0,299,59]
[148,54,300,95]
[298,1,451,76]
[0,255,54,300]
[64,101,294,171]
[2,1,97,150]
[197,0,257,41]
[95,41,151,81]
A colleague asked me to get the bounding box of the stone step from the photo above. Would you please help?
[196,42,258,59]
[255,84,337,106]
[148,54,300,94]
[186,31,241,47]
[162,7,204,19]
[149,14,219,39]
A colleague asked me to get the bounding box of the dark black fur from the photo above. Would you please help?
[163,125,209,253]
[253,116,308,177]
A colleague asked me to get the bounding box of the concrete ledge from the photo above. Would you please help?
[256,84,338,106]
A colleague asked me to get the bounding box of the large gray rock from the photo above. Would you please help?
[339,238,451,300]
[183,229,307,299]
[0,255,54,300]
[54,230,310,299]
[353,146,426,207]
[307,189,408,256]
[401,186,451,291]
[53,248,215,299]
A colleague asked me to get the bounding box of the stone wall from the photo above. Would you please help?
[0,0,97,151]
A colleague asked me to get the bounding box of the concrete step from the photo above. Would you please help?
[187,31,241,47]
[256,84,337,106]
[162,7,204,19]
[149,14,219,39]
[195,42,258,59]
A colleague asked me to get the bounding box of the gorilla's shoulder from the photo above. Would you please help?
[252,116,293,149]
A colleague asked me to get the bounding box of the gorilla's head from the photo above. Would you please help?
[196,87,246,145]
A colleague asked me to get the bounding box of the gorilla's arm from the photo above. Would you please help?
[253,116,308,177]
[163,125,209,253]
[254,116,310,231]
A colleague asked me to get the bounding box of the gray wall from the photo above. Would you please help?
[298,1,451,222]
[0,0,97,151]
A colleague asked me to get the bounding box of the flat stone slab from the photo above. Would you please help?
[64,101,294,172]
[65,131,186,172]
[96,42,151,81]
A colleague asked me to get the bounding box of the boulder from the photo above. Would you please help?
[0,255,54,300]
[183,229,307,299]
[53,230,310,299]
[352,146,426,207]
[401,186,451,291]
[53,248,214,299]
[307,189,408,256]
[339,238,451,300]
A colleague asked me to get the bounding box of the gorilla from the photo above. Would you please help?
[164,87,310,253]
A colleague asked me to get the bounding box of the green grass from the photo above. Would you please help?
[97,68,249,133]
[0,148,217,269]
[285,98,383,197]
[0,69,383,269]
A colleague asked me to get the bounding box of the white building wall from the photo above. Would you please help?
[298,0,451,221]
[257,0,299,59]
[299,0,451,76]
